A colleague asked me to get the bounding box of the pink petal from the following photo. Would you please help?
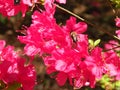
[56,72,67,86]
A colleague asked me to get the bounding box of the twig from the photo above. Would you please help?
[106,0,118,18]
[55,4,120,41]
[103,45,120,52]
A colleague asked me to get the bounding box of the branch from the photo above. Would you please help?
[55,4,120,41]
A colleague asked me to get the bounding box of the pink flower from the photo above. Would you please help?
[63,16,87,34]
[0,0,28,17]
[23,0,38,6]
[44,46,96,88]
[115,17,120,27]
[104,51,120,79]
[116,30,120,39]
[45,0,66,4]
[17,59,36,90]
[56,0,66,4]
[85,47,106,79]
[44,47,78,73]
[104,39,120,80]
[104,40,120,52]
[73,62,96,88]
[44,0,66,10]
[18,7,91,89]
[56,72,68,86]
[0,40,36,90]
[18,9,67,56]
[62,16,88,56]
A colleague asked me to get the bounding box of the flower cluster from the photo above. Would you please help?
[0,0,120,89]
[103,17,120,80]
[17,2,120,88]
[17,5,102,88]
[0,0,28,17]
[0,0,66,17]
[0,40,36,90]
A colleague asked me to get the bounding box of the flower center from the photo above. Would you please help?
[70,32,78,43]
[14,0,20,5]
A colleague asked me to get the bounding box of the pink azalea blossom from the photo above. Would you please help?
[23,0,38,6]
[18,8,67,56]
[45,0,66,5]
[104,40,120,52]
[115,17,120,27]
[62,16,88,57]
[73,62,96,88]
[56,72,68,86]
[104,51,120,80]
[63,16,87,34]
[44,0,66,10]
[85,47,106,79]
[18,5,95,88]
[0,40,36,90]
[116,30,120,39]
[0,0,28,17]
[56,0,66,4]
[104,39,120,80]
[44,50,96,88]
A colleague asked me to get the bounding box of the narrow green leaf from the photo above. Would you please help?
[94,39,101,47]
[88,39,94,46]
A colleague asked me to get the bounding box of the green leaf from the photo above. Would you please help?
[0,14,7,24]
[94,39,101,47]
[6,82,21,90]
[89,39,94,46]
[110,0,120,8]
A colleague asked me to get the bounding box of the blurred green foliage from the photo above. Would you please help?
[98,74,120,90]
[0,14,7,24]
[111,0,120,8]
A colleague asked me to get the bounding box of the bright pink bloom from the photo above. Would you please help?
[116,30,120,38]
[56,72,68,86]
[23,0,38,6]
[85,47,106,79]
[115,17,120,27]
[18,6,93,88]
[0,40,36,90]
[104,51,120,80]
[104,52,118,76]
[73,62,96,88]
[44,0,66,10]
[45,0,66,4]
[104,40,120,52]
[63,16,87,34]
[104,39,120,80]
[56,0,66,4]
[18,8,67,56]
[44,46,96,88]
[62,16,88,56]
[0,0,29,17]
